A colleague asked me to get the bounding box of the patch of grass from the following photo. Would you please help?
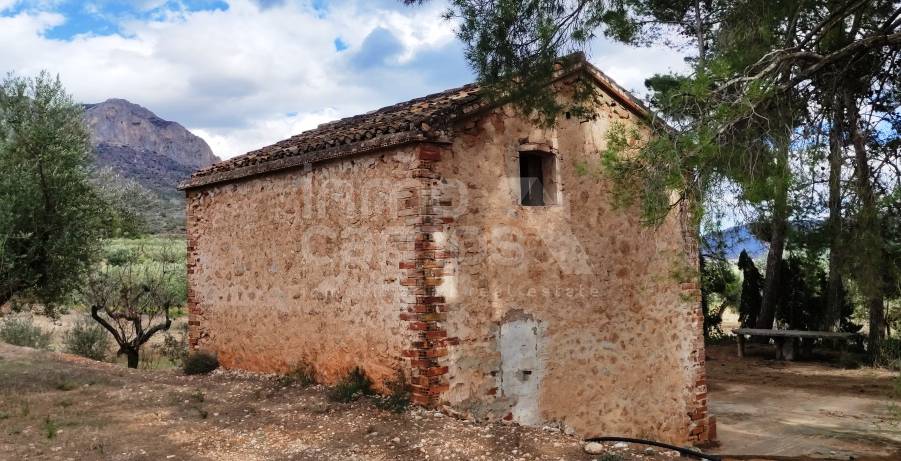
[278,363,316,388]
[190,390,205,403]
[160,323,189,368]
[55,378,79,391]
[372,371,410,413]
[0,317,52,349]
[327,367,373,403]
[183,351,219,375]
[139,345,176,370]
[43,416,59,439]
[103,237,186,263]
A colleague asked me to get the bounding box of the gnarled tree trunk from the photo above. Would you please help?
[124,348,140,369]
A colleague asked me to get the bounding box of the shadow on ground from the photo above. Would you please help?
[707,342,900,459]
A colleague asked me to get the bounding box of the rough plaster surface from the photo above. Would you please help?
[185,82,707,443]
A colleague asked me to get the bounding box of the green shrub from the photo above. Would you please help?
[875,337,901,370]
[150,246,185,264]
[43,417,58,439]
[104,247,138,266]
[63,317,111,361]
[161,323,189,368]
[0,317,52,349]
[372,371,410,413]
[183,351,219,375]
[279,363,316,387]
[327,367,373,403]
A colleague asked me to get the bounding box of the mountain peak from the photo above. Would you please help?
[84,98,220,169]
[83,98,222,233]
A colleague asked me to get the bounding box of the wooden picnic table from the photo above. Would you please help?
[732,328,859,360]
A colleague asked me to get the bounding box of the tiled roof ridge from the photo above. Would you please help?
[180,82,483,190]
[180,55,648,190]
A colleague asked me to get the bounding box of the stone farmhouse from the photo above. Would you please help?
[179,55,712,444]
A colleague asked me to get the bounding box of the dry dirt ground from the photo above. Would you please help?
[0,341,898,461]
[0,343,693,461]
[706,343,900,459]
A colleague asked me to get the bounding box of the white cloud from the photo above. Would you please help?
[588,39,691,96]
[1,0,689,159]
[193,107,341,158]
[0,0,18,12]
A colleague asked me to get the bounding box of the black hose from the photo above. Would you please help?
[583,436,720,461]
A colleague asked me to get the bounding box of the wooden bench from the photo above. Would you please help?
[732,328,858,360]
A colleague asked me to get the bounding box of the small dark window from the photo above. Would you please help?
[520,153,545,206]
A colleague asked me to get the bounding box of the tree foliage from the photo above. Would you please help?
[774,254,858,332]
[90,167,157,238]
[0,73,105,310]
[417,0,901,354]
[81,247,181,368]
[700,252,739,338]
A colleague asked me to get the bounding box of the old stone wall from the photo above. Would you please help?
[186,147,422,385]
[184,81,709,444]
[428,97,709,443]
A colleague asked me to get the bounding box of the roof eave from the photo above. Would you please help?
[180,55,658,192]
[179,132,451,191]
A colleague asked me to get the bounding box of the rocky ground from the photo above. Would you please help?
[0,340,899,461]
[0,343,697,461]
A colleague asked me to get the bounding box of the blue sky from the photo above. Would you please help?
[0,0,688,158]
[9,1,232,40]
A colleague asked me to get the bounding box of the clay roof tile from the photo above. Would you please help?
[180,56,648,190]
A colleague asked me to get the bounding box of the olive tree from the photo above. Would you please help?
[0,72,104,311]
[82,251,181,368]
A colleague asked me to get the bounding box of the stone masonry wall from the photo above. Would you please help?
[428,97,710,443]
[186,147,421,385]
[184,84,710,443]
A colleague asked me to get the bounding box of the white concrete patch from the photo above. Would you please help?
[498,315,546,426]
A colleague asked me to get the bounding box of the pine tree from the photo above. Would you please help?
[737,250,763,328]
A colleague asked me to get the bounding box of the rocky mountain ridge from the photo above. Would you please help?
[83,99,220,233]
[84,99,219,169]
